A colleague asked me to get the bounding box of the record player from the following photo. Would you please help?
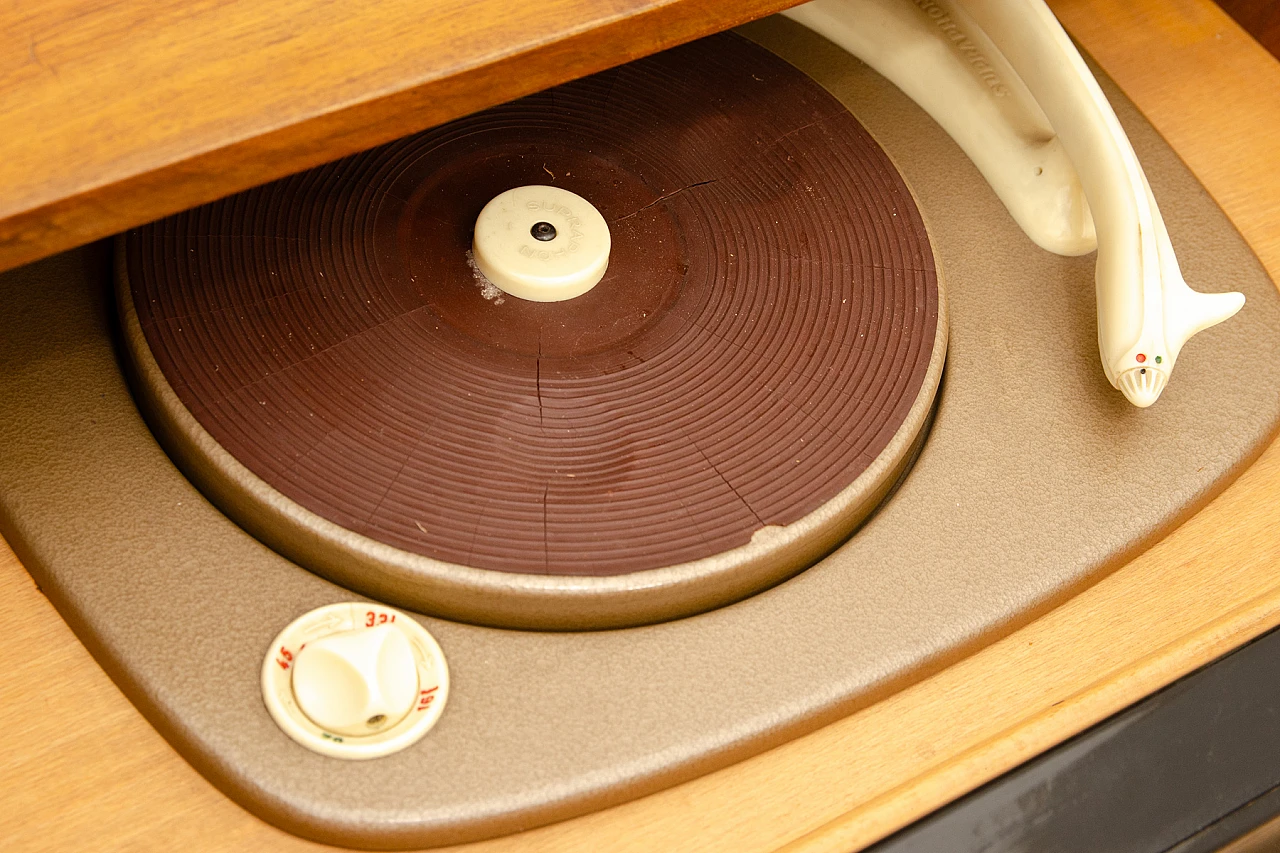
[3,0,1280,850]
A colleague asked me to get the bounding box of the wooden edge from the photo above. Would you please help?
[1222,810,1280,853]
[0,0,802,276]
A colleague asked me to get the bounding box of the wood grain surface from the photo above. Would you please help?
[3,0,1280,851]
[0,0,802,276]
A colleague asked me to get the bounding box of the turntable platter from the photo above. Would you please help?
[118,33,945,628]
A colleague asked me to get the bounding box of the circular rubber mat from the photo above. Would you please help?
[119,32,945,628]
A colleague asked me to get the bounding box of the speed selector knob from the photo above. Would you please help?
[291,624,418,737]
[262,603,450,759]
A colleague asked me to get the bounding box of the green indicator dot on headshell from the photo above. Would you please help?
[1155,356,1163,364]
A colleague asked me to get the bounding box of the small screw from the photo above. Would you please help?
[531,221,557,242]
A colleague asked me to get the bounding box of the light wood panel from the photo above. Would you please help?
[1054,0,1280,267]
[0,0,801,275]
[3,0,1279,851]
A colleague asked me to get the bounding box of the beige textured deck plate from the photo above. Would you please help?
[1,17,1278,850]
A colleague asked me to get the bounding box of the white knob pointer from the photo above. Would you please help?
[472,185,611,302]
[291,624,418,736]
[261,603,449,759]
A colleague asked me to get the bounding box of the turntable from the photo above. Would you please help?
[3,0,1280,850]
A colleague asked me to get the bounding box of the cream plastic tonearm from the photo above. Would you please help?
[785,0,1244,407]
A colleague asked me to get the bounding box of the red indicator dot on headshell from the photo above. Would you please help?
[1136,353,1147,363]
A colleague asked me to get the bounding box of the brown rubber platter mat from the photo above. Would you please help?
[2,16,1279,850]
[118,33,942,629]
